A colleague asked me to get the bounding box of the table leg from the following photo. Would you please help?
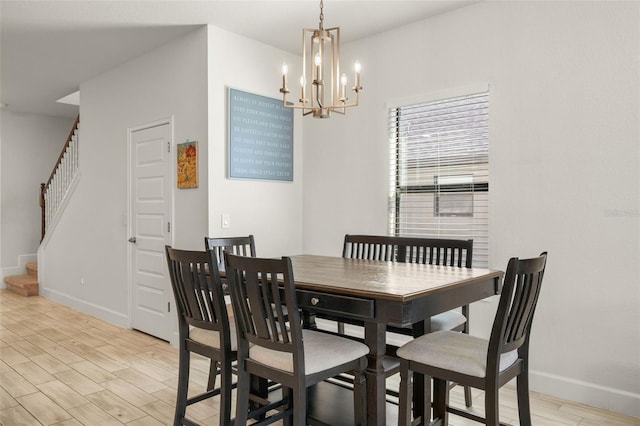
[364,321,386,426]
[301,310,317,329]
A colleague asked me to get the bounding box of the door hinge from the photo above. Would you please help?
[167,222,171,232]
[167,141,171,152]
[168,302,170,312]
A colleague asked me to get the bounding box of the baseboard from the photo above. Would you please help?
[530,369,640,418]
[40,288,129,329]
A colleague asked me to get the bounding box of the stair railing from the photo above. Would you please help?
[40,115,80,241]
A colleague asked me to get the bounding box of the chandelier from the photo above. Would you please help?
[279,0,362,119]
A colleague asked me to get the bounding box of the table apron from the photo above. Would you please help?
[386,277,499,326]
[295,277,499,327]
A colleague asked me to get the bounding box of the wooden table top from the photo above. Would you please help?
[288,254,504,302]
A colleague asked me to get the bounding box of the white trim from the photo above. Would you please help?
[386,83,491,110]
[41,287,129,329]
[530,369,640,418]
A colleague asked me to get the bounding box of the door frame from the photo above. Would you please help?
[126,117,176,343]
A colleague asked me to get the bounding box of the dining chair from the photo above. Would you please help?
[396,252,548,426]
[165,246,236,426]
[204,235,256,270]
[224,252,369,426]
[339,234,475,406]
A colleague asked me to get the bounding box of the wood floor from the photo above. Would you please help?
[0,290,637,426]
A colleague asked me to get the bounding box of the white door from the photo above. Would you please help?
[129,122,172,341]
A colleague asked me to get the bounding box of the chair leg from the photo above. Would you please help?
[353,370,366,426]
[283,387,294,426]
[292,385,307,426]
[398,361,413,426]
[218,360,232,426]
[208,360,219,391]
[235,364,251,426]
[516,369,532,426]
[414,373,431,423]
[461,306,473,408]
[174,346,190,426]
[484,385,500,426]
[432,378,449,426]
[464,384,473,407]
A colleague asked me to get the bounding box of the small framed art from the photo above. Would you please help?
[177,141,198,189]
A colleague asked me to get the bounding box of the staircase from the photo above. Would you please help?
[4,262,39,296]
[41,115,79,241]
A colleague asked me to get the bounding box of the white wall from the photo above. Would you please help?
[0,111,73,281]
[302,0,640,418]
[207,25,304,257]
[40,27,209,326]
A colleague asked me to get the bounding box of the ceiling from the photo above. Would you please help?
[0,0,477,118]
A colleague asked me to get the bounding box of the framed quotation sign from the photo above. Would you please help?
[228,88,294,181]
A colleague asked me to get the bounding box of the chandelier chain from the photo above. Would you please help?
[319,0,324,30]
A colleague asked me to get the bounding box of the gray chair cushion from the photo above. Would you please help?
[430,310,467,332]
[189,320,238,351]
[396,330,518,378]
[249,329,369,375]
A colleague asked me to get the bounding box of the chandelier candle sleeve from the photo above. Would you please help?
[279,0,362,118]
[300,76,306,103]
[340,73,347,101]
[281,63,289,93]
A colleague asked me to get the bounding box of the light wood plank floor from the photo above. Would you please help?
[0,290,637,426]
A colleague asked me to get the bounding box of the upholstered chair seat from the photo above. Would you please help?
[430,311,467,332]
[396,331,518,378]
[190,320,238,352]
[249,329,369,375]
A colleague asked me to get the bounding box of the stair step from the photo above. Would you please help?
[5,274,39,297]
[26,262,38,278]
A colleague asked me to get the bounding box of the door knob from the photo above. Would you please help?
[128,237,137,243]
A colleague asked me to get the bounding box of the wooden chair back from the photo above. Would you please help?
[165,246,229,336]
[343,234,473,267]
[224,253,303,366]
[489,252,547,366]
[205,235,256,267]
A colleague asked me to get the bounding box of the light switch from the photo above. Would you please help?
[221,213,230,229]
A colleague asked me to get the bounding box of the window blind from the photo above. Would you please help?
[388,91,489,267]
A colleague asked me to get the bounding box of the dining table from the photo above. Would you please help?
[284,254,504,426]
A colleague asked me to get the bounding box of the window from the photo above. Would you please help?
[388,91,489,267]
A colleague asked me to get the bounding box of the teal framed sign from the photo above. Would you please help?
[228,88,294,181]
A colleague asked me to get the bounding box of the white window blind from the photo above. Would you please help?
[388,91,489,267]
